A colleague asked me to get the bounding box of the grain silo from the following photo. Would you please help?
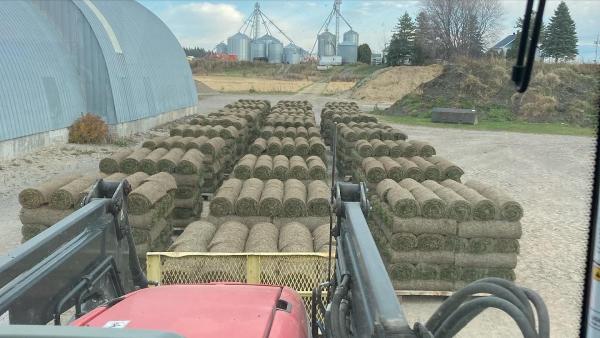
[215,42,228,54]
[268,42,284,63]
[318,30,336,57]
[284,44,302,64]
[343,30,359,45]
[250,39,266,60]
[338,41,357,64]
[227,32,251,61]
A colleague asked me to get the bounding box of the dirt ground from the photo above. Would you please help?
[350,65,443,103]
[195,75,312,93]
[0,93,595,336]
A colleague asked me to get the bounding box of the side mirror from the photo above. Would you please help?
[512,0,547,92]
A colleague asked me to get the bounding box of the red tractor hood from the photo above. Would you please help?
[71,284,309,338]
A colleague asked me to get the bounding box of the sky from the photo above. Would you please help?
[139,0,600,62]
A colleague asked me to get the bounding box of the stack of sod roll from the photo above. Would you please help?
[369,178,523,291]
[208,178,330,218]
[124,172,177,266]
[357,155,464,185]
[248,136,326,159]
[18,173,103,242]
[232,155,327,181]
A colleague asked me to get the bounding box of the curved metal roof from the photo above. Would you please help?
[0,1,85,141]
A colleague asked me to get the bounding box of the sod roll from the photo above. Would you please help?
[410,157,441,181]
[259,179,284,217]
[426,156,464,181]
[261,126,274,139]
[282,137,296,157]
[279,222,313,252]
[158,136,183,149]
[309,137,326,156]
[388,262,415,281]
[142,172,177,192]
[307,180,330,217]
[208,221,249,252]
[176,149,205,175]
[235,178,264,216]
[376,179,399,201]
[455,253,518,269]
[295,137,310,156]
[274,126,286,138]
[128,182,169,215]
[249,138,267,156]
[379,156,405,181]
[421,180,472,221]
[267,137,282,156]
[234,154,257,179]
[210,178,243,216]
[288,156,309,180]
[100,149,133,174]
[394,158,423,181]
[370,139,389,156]
[186,136,209,151]
[200,137,226,157]
[297,126,308,138]
[387,186,419,218]
[409,186,446,219]
[391,217,457,235]
[120,148,152,174]
[49,176,99,210]
[140,148,169,175]
[245,222,279,252]
[273,155,289,180]
[390,232,418,251]
[19,174,81,209]
[132,218,168,245]
[307,156,327,180]
[125,172,150,190]
[362,157,386,183]
[170,220,217,252]
[441,180,496,221]
[142,136,167,150]
[384,140,403,158]
[409,140,436,157]
[21,224,48,242]
[464,180,523,221]
[395,140,417,157]
[157,148,185,173]
[457,220,522,239]
[283,179,307,217]
[355,139,373,157]
[285,127,296,138]
[253,155,273,180]
[313,223,335,252]
[19,207,74,226]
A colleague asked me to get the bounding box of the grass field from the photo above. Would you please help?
[376,114,596,137]
[196,75,312,93]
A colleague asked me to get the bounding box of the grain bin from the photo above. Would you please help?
[343,30,359,45]
[318,30,336,57]
[284,43,302,64]
[227,33,251,61]
[251,40,267,60]
[215,42,227,54]
[338,41,357,64]
[268,42,284,63]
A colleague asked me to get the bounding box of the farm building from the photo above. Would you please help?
[0,0,197,160]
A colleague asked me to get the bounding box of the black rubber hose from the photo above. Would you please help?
[433,297,537,338]
[425,281,532,332]
[329,275,349,338]
[476,277,536,326]
[339,299,350,338]
[523,287,550,338]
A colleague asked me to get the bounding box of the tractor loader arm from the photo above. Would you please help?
[0,179,146,325]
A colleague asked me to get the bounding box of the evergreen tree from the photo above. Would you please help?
[542,1,578,61]
[357,44,372,64]
[413,11,434,65]
[387,12,416,66]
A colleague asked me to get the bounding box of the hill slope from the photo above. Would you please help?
[385,58,599,127]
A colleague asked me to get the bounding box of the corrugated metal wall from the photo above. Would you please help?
[0,0,197,142]
[0,1,85,141]
[73,0,197,123]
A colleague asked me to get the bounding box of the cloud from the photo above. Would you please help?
[157,2,245,48]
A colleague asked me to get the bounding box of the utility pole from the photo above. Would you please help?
[334,0,341,55]
[594,33,599,64]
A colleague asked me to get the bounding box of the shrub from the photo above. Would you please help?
[68,113,108,144]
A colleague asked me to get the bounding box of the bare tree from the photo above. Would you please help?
[421,0,502,59]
